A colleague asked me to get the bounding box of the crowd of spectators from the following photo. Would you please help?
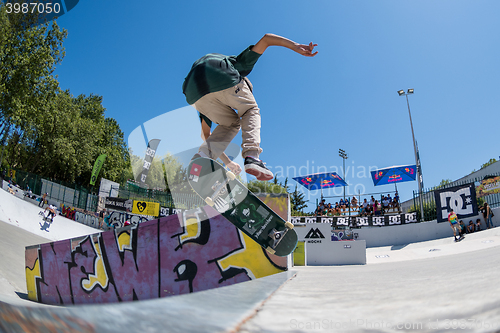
[314,192,400,217]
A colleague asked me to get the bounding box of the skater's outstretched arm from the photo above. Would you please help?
[251,33,318,57]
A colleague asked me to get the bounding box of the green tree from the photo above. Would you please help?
[481,158,497,170]
[432,179,452,190]
[0,5,66,159]
[290,185,308,215]
[247,180,288,196]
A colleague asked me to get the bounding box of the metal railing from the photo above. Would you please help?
[4,169,99,211]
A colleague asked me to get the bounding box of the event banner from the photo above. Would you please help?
[476,176,500,198]
[136,139,160,187]
[291,213,417,227]
[105,197,132,212]
[132,200,160,216]
[434,183,478,223]
[90,154,107,186]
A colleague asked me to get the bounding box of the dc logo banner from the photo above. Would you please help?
[434,183,478,222]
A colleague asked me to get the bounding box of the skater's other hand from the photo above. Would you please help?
[295,42,318,57]
[227,161,242,175]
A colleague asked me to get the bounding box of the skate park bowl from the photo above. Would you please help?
[1,187,500,332]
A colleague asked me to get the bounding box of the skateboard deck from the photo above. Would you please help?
[188,157,298,256]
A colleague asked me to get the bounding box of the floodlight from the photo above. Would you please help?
[397,90,405,96]
[407,89,414,94]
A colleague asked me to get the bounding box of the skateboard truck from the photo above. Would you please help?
[267,222,295,253]
[205,171,237,212]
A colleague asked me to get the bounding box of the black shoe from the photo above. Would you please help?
[244,157,273,181]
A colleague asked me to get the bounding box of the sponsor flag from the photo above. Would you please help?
[434,183,478,223]
[90,154,107,186]
[137,139,161,187]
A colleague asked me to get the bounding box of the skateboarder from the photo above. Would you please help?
[448,209,463,242]
[183,33,318,181]
[199,113,242,175]
[44,204,57,222]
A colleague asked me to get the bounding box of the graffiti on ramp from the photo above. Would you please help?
[25,205,287,305]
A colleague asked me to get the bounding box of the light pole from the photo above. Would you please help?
[339,149,348,203]
[398,89,425,221]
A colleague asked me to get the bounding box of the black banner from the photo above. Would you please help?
[291,213,417,227]
[105,197,133,212]
[137,139,161,187]
[434,183,478,223]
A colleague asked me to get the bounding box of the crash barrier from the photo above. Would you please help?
[292,223,366,266]
[25,205,288,305]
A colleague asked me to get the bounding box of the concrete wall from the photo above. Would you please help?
[25,205,288,305]
[355,206,500,248]
[293,223,366,265]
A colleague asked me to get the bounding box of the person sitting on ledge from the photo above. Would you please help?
[475,218,482,232]
[467,220,475,233]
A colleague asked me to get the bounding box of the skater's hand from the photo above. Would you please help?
[294,42,318,57]
[227,161,242,175]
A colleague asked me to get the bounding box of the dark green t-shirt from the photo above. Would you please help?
[182,45,261,105]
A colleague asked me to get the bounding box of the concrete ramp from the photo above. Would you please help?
[0,270,296,333]
[25,205,288,305]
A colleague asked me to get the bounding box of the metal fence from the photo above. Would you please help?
[115,185,204,210]
[410,172,500,221]
[5,169,99,212]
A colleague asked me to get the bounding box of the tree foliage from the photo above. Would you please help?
[481,158,497,170]
[290,185,308,215]
[0,5,131,185]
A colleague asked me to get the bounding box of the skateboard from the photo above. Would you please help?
[187,156,298,256]
[455,235,465,242]
[38,211,53,223]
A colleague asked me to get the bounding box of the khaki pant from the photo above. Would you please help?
[194,79,262,160]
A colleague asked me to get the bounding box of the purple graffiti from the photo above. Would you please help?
[28,206,277,305]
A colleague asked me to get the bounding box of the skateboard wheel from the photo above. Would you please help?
[226,171,236,181]
[205,197,215,207]
[266,246,276,255]
[284,222,294,230]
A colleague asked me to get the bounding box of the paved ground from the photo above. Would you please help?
[1,188,500,332]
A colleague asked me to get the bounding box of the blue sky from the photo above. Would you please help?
[52,0,500,211]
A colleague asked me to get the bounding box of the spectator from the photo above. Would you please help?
[459,220,467,236]
[39,193,48,208]
[382,195,390,213]
[467,220,475,234]
[326,203,334,216]
[373,200,381,216]
[475,219,482,232]
[351,196,358,208]
[339,198,345,210]
[387,194,393,208]
[393,192,400,210]
[370,196,375,206]
[361,199,369,214]
[480,202,494,229]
